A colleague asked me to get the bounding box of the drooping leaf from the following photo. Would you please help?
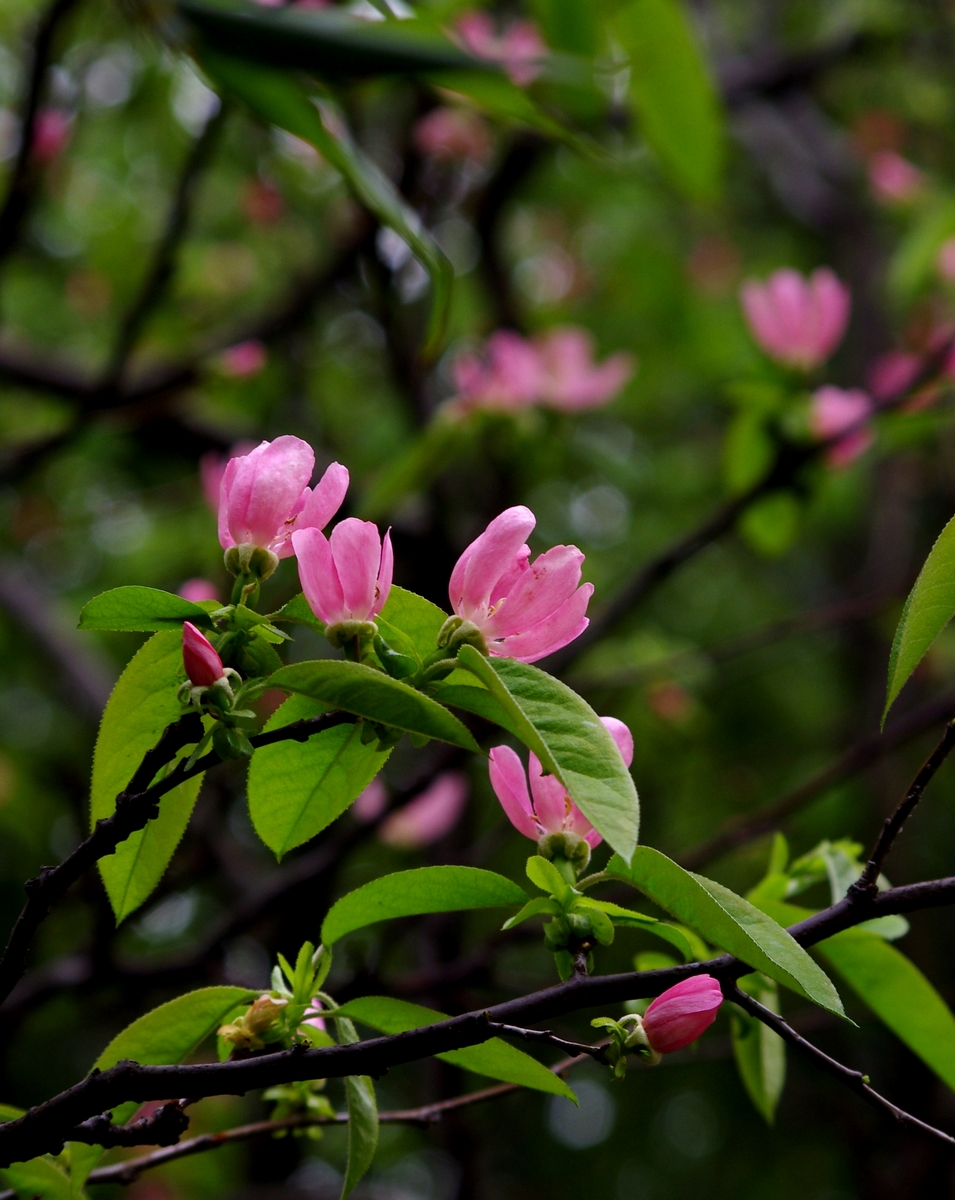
[78,586,216,632]
[457,646,639,861]
[616,0,724,200]
[268,660,480,750]
[612,847,845,1016]
[247,696,390,859]
[90,632,205,923]
[335,995,575,1100]
[884,510,955,720]
[332,1015,378,1200]
[731,974,786,1125]
[321,866,527,946]
[198,49,454,357]
[376,586,448,664]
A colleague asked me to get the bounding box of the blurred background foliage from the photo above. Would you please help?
[4,0,955,1196]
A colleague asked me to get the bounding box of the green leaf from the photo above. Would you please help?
[78,586,216,632]
[526,855,571,899]
[572,897,697,962]
[91,632,205,923]
[0,1156,72,1200]
[429,678,522,739]
[247,696,390,859]
[199,49,454,357]
[342,1074,378,1200]
[334,996,575,1099]
[376,585,448,664]
[268,659,480,751]
[322,866,527,945]
[269,592,324,634]
[619,846,845,1016]
[501,896,561,930]
[731,974,785,1125]
[457,646,639,861]
[616,0,724,200]
[884,510,955,720]
[529,0,598,55]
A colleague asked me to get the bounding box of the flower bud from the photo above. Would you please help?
[218,993,288,1051]
[642,975,723,1055]
[183,622,226,689]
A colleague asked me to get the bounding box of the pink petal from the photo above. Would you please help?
[329,519,382,621]
[740,280,787,362]
[488,745,538,839]
[178,578,219,604]
[484,544,584,640]
[378,771,468,848]
[226,436,315,550]
[449,506,536,621]
[643,975,723,1054]
[528,752,569,834]
[491,582,593,663]
[600,716,633,767]
[810,387,871,440]
[299,461,350,531]
[373,528,394,619]
[292,527,342,625]
[564,800,600,847]
[809,268,851,362]
[217,455,239,550]
[182,622,224,688]
[352,777,388,822]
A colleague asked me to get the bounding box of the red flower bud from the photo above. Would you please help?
[642,975,723,1055]
[182,622,225,688]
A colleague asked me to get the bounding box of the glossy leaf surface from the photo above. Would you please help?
[78,586,215,632]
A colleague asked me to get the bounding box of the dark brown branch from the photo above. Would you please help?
[67,1099,190,1150]
[728,984,955,1147]
[485,1020,608,1063]
[678,685,955,870]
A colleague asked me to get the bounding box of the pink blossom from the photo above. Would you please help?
[489,717,633,848]
[302,999,326,1033]
[868,151,924,204]
[810,386,874,467]
[938,237,955,283]
[178,578,220,604]
[642,975,723,1054]
[451,331,544,411]
[31,109,71,165]
[449,505,593,662]
[218,340,267,378]
[535,327,634,411]
[182,622,226,688]
[867,350,921,402]
[352,777,389,823]
[413,107,492,166]
[292,519,393,626]
[379,771,468,848]
[218,437,349,559]
[456,11,546,86]
[740,267,851,370]
[199,441,257,513]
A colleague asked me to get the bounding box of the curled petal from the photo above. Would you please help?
[528,752,570,835]
[373,528,394,619]
[490,582,593,663]
[299,461,349,531]
[484,544,584,640]
[600,716,634,768]
[449,505,536,620]
[488,745,538,839]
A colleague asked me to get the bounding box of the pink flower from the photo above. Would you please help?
[810,386,874,467]
[451,331,544,411]
[455,11,546,86]
[868,151,924,204]
[292,519,393,626]
[352,777,389,823]
[218,340,267,378]
[379,771,468,848]
[218,437,348,559]
[31,109,71,165]
[178,578,219,604]
[199,441,257,513]
[413,107,493,166]
[740,268,851,370]
[535,327,634,411]
[449,506,593,662]
[642,975,723,1054]
[867,350,921,402]
[182,622,226,688]
[938,237,955,283]
[489,717,633,848]
[302,999,326,1033]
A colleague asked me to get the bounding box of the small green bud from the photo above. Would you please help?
[224,543,280,582]
[436,615,488,655]
[537,831,591,875]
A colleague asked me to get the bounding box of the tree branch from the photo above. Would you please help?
[484,1020,608,1064]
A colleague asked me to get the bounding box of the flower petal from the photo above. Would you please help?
[329,519,382,621]
[600,716,633,768]
[491,582,593,663]
[488,745,538,839]
[372,528,394,619]
[292,527,342,625]
[299,461,350,531]
[528,753,569,835]
[484,544,584,639]
[449,505,536,621]
[227,436,315,549]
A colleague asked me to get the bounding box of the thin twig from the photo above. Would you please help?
[484,1019,608,1064]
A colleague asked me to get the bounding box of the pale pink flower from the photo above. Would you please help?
[292,519,393,626]
[938,237,955,283]
[455,11,546,86]
[740,268,851,370]
[199,441,257,513]
[413,107,493,166]
[302,999,326,1033]
[448,505,593,662]
[868,151,924,204]
[352,777,389,823]
[867,350,921,402]
[535,327,634,411]
[182,622,226,688]
[451,331,544,411]
[218,437,349,559]
[379,771,468,848]
[489,717,633,849]
[31,109,71,164]
[810,386,874,467]
[642,976,723,1054]
[178,578,220,604]
[218,340,268,378]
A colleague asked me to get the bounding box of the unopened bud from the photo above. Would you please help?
[324,619,378,650]
[437,615,488,656]
[218,993,289,1051]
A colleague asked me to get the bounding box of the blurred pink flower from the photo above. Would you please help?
[810,386,874,467]
[31,108,71,165]
[178,578,220,604]
[218,438,348,559]
[379,771,469,848]
[200,441,257,513]
[182,622,225,689]
[489,717,633,848]
[868,151,924,204]
[413,107,493,166]
[455,11,546,86]
[293,518,393,626]
[643,976,723,1054]
[219,340,268,378]
[449,505,593,663]
[352,777,389,823]
[740,267,850,370]
[535,327,634,410]
[302,999,326,1033]
[867,350,921,402]
[938,237,955,283]
[451,330,544,411]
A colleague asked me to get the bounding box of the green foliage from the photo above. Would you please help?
[268,659,480,750]
[247,695,390,858]
[333,1016,378,1200]
[731,974,786,1125]
[78,586,215,631]
[376,586,448,664]
[334,995,576,1099]
[0,1155,72,1200]
[90,632,205,922]
[321,865,527,945]
[457,645,640,860]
